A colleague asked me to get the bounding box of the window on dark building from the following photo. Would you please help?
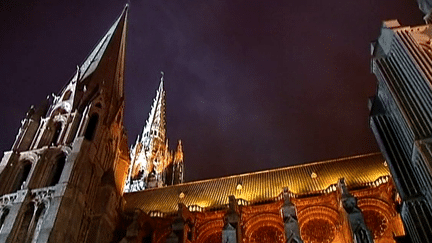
[16,203,34,242]
[12,162,32,193]
[84,114,99,141]
[51,122,62,145]
[28,204,45,242]
[47,155,66,187]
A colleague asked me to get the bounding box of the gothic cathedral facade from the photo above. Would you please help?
[2,3,432,243]
[0,6,130,243]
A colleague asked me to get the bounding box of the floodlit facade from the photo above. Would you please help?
[2,4,432,243]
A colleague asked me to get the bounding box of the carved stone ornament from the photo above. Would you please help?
[0,193,18,209]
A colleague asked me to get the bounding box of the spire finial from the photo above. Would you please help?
[160,71,165,88]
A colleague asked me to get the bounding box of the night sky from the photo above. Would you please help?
[0,1,425,182]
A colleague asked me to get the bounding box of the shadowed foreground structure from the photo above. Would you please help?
[1,4,432,243]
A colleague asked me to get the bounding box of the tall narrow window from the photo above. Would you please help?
[15,203,34,243]
[47,155,66,186]
[0,208,10,233]
[27,203,46,243]
[12,162,32,193]
[84,114,99,141]
[51,122,62,146]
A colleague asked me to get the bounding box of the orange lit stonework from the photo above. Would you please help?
[123,177,404,242]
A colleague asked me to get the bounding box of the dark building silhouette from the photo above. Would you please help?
[370,18,432,243]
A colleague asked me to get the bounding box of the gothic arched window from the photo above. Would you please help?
[85,114,99,141]
[47,155,66,187]
[15,203,34,242]
[28,203,46,242]
[51,122,62,146]
[12,161,32,193]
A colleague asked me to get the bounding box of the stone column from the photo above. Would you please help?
[280,188,303,243]
[338,178,374,243]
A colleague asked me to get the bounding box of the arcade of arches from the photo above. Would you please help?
[123,178,404,243]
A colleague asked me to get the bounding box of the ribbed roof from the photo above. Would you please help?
[124,153,388,214]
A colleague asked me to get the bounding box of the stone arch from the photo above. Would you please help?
[13,152,38,191]
[11,160,32,193]
[243,213,285,243]
[28,202,47,242]
[46,153,67,187]
[357,197,393,240]
[51,106,70,117]
[297,206,340,243]
[196,219,224,243]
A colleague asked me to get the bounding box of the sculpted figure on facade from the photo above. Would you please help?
[338,178,374,243]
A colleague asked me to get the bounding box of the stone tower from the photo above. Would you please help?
[125,74,184,192]
[0,6,130,243]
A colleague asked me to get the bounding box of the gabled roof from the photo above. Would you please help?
[124,153,389,214]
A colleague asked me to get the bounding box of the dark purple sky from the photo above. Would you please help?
[0,0,425,182]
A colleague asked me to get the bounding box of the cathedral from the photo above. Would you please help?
[1,3,432,243]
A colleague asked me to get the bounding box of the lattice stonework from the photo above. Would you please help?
[301,218,336,243]
[195,219,224,243]
[250,225,285,243]
[243,212,285,242]
[363,209,388,239]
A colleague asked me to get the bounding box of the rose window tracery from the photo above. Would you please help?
[301,218,336,243]
[363,209,388,239]
[250,225,284,243]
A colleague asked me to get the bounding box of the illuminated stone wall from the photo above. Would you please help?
[119,178,404,243]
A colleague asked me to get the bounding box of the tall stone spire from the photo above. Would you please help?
[0,5,131,243]
[125,73,183,192]
[141,72,167,148]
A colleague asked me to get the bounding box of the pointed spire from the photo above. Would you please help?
[125,72,184,192]
[141,72,167,146]
[72,4,128,120]
[78,5,128,81]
